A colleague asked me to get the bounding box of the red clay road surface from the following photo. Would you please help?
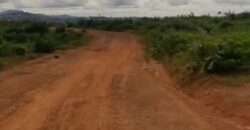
[0,30,247,130]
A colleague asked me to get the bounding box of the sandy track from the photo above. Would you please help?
[0,30,245,130]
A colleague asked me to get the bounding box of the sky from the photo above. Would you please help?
[0,0,250,17]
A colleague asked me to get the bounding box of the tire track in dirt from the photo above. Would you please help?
[0,30,246,130]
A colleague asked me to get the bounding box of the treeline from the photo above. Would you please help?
[73,11,250,74]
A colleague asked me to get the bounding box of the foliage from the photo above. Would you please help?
[12,46,26,56]
[219,21,233,29]
[24,22,49,33]
[55,26,66,33]
[2,12,250,75]
[71,12,250,74]
[3,32,30,43]
[0,44,13,57]
[72,13,250,74]
[0,37,3,44]
[0,21,86,68]
[34,40,55,53]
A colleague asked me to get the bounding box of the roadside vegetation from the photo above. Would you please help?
[0,21,86,69]
[2,11,250,75]
[74,11,250,75]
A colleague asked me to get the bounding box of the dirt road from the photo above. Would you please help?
[0,30,246,130]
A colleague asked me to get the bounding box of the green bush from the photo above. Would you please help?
[169,19,196,31]
[148,33,189,58]
[199,21,214,34]
[0,37,3,44]
[236,11,250,19]
[188,41,250,73]
[34,41,55,53]
[3,33,29,43]
[25,22,49,33]
[212,59,241,73]
[12,47,26,56]
[145,27,250,74]
[0,44,13,57]
[55,26,66,33]
[219,21,234,29]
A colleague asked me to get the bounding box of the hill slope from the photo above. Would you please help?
[0,10,78,24]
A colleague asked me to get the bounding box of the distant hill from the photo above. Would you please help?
[0,10,79,24]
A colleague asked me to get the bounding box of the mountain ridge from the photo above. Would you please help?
[0,10,79,23]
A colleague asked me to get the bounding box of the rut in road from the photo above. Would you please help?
[0,30,246,130]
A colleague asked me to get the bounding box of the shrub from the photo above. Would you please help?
[237,11,250,19]
[0,37,3,44]
[34,41,55,53]
[25,22,48,33]
[199,22,214,34]
[0,44,13,57]
[219,21,233,29]
[5,27,24,33]
[55,26,66,33]
[3,33,29,43]
[165,34,189,56]
[212,58,241,73]
[12,47,26,56]
[225,11,236,20]
[149,33,189,58]
[169,19,196,31]
[188,43,218,73]
[189,41,248,73]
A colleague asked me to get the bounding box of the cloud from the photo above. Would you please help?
[168,0,189,6]
[1,0,250,16]
[214,0,250,5]
[13,0,87,8]
[6,0,139,9]
[108,0,137,7]
[0,0,7,3]
[98,0,139,8]
[43,0,84,8]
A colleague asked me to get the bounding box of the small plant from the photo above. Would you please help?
[3,29,31,43]
[0,37,3,44]
[12,47,26,56]
[34,41,55,53]
[25,22,49,33]
[0,44,13,57]
[55,26,66,33]
[219,21,233,29]
[147,32,189,59]
[170,19,196,31]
